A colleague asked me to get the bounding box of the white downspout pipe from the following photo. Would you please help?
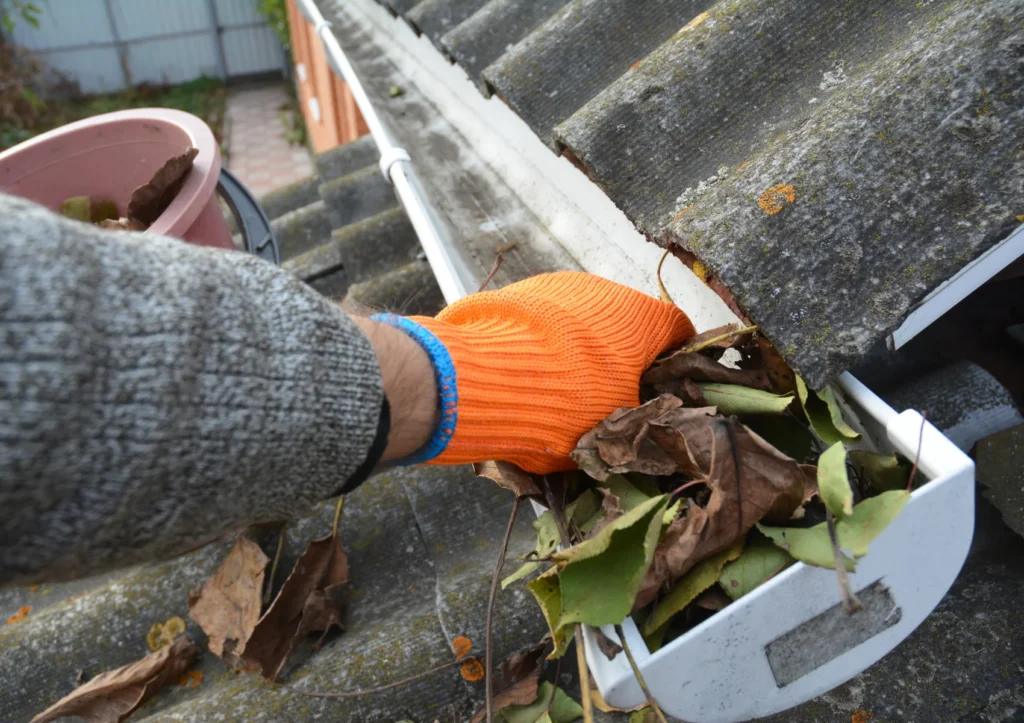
[293,0,473,303]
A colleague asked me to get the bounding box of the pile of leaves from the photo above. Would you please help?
[57,147,199,232]
[488,323,918,716]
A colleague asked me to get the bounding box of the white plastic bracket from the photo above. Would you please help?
[379,147,411,182]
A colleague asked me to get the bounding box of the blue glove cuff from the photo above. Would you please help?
[371,314,457,465]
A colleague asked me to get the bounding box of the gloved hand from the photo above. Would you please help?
[374,271,693,473]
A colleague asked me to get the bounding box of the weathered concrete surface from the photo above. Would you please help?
[319,165,398,230]
[977,424,1024,540]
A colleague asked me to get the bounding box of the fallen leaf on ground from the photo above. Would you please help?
[470,638,549,722]
[673,323,755,355]
[594,627,623,660]
[189,537,268,665]
[697,383,794,415]
[630,708,659,723]
[474,461,542,498]
[553,495,670,627]
[642,539,744,634]
[127,147,199,226]
[642,351,771,390]
[795,377,861,446]
[694,586,733,611]
[740,336,796,394]
[32,636,198,723]
[645,406,718,478]
[719,533,794,600]
[634,418,805,608]
[177,670,203,688]
[758,490,910,570]
[146,616,186,652]
[849,451,908,493]
[240,530,348,681]
[497,682,583,723]
[818,442,854,520]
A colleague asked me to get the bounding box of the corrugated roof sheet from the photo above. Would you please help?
[382,0,1024,386]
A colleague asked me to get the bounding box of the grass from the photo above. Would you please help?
[1,76,228,151]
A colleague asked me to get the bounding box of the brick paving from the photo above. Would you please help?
[224,83,314,197]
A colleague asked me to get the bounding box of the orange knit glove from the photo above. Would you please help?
[377,272,693,474]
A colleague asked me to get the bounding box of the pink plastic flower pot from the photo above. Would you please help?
[0,108,234,250]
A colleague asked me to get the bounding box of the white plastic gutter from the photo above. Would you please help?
[293,0,473,304]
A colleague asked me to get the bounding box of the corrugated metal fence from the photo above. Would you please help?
[8,0,286,94]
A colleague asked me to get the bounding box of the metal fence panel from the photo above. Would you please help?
[6,0,284,94]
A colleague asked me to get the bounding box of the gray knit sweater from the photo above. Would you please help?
[0,195,384,586]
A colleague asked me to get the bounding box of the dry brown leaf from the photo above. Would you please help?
[473,461,542,498]
[470,638,549,723]
[739,336,797,395]
[646,406,718,478]
[693,586,732,611]
[240,532,349,682]
[571,395,683,479]
[32,636,198,723]
[594,628,623,660]
[189,537,269,666]
[127,147,199,226]
[634,418,805,608]
[641,351,772,389]
[668,323,755,355]
[587,488,625,539]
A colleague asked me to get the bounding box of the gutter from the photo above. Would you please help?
[293,0,474,304]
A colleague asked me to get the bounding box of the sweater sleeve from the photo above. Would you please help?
[0,195,384,586]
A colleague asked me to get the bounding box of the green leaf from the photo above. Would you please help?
[58,196,91,223]
[565,489,600,529]
[642,617,670,654]
[555,495,669,627]
[744,414,815,462]
[719,533,794,600]
[795,376,861,446]
[642,538,745,634]
[697,383,795,415]
[758,490,910,571]
[818,442,854,520]
[498,681,583,723]
[599,474,652,511]
[630,709,658,723]
[503,511,561,589]
[526,569,571,658]
[849,450,909,493]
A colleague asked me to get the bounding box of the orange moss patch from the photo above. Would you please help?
[29,584,40,592]
[758,184,796,215]
[851,712,873,723]
[629,59,644,71]
[6,605,31,624]
[452,635,473,660]
[460,658,485,682]
[692,260,709,282]
[178,670,203,688]
[672,204,695,222]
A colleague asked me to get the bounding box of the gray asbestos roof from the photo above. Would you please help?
[375,0,1024,386]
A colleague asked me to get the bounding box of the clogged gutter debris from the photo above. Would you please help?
[57,147,199,231]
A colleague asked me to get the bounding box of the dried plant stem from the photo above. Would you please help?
[906,412,927,493]
[826,508,863,615]
[576,627,594,723]
[477,253,505,293]
[656,249,675,306]
[279,659,462,699]
[614,624,668,723]
[541,655,564,717]
[263,523,288,605]
[540,477,593,723]
[684,324,759,354]
[331,495,345,538]
[485,496,521,723]
[670,478,707,497]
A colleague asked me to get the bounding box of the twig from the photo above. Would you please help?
[541,655,563,717]
[477,253,505,293]
[485,496,521,723]
[263,523,288,605]
[656,249,675,306]
[826,508,863,615]
[576,629,594,723]
[906,411,927,493]
[682,324,759,355]
[331,495,345,538]
[541,477,593,723]
[614,624,668,723]
[278,659,462,698]
[670,478,708,498]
